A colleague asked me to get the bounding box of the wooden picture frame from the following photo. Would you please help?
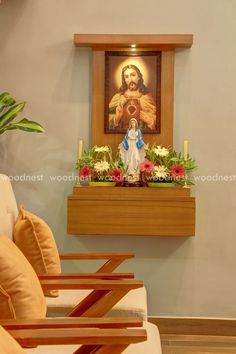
[105,51,161,134]
[91,51,174,153]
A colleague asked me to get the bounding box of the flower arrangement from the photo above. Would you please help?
[77,145,125,183]
[77,143,196,187]
[140,144,196,186]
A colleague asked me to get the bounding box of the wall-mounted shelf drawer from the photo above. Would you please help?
[67,186,195,237]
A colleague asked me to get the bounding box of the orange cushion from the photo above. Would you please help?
[0,326,25,353]
[0,235,46,319]
[13,206,61,297]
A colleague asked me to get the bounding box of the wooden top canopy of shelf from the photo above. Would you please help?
[73,34,193,49]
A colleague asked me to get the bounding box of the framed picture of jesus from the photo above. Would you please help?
[105,51,161,134]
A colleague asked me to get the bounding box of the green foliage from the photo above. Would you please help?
[76,145,126,182]
[169,151,197,171]
[76,146,96,169]
[77,145,126,171]
[111,152,126,172]
[0,92,44,135]
[146,144,197,171]
[145,144,197,186]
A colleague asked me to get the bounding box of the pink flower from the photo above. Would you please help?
[111,168,124,182]
[139,160,155,173]
[79,166,92,179]
[170,164,185,179]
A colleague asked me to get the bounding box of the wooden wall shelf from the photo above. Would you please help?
[71,34,195,238]
[73,33,193,151]
[73,34,193,50]
[67,187,195,237]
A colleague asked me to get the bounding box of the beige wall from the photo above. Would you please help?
[1,0,236,317]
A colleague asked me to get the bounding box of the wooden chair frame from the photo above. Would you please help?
[59,252,135,273]
[40,278,143,317]
[37,252,145,317]
[0,317,146,354]
[38,252,135,281]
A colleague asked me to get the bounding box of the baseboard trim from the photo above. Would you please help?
[148,317,236,336]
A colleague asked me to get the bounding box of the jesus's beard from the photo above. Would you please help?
[128,82,138,91]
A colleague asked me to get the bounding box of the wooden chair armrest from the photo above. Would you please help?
[40,279,143,291]
[59,252,135,273]
[9,327,147,347]
[0,317,143,330]
[38,279,142,317]
[59,252,134,260]
[37,272,134,280]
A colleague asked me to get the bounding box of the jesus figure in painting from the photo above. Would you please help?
[109,64,156,132]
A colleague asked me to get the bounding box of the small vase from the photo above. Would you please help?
[89,181,116,187]
[80,180,89,187]
[147,182,175,188]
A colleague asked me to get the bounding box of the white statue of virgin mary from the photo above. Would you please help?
[119,118,146,176]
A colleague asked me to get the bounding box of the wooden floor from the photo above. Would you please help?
[161,334,236,354]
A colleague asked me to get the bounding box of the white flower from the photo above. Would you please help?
[94,161,110,173]
[94,146,110,153]
[153,165,169,179]
[153,146,169,157]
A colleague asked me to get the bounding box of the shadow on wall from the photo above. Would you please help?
[0,0,28,43]
[48,45,92,105]
[60,231,196,286]
[61,232,195,260]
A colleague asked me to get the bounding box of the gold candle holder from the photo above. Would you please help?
[76,159,83,187]
[76,139,83,187]
[183,160,189,188]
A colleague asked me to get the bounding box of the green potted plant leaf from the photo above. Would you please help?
[0,92,44,134]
